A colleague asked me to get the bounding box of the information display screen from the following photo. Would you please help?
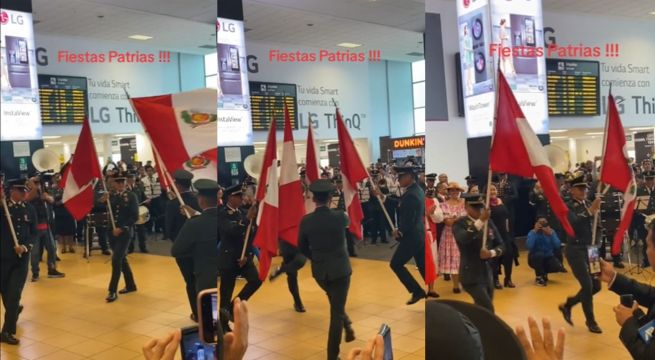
[250,81,297,131]
[546,59,600,116]
[38,75,88,124]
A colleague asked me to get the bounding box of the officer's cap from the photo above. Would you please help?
[333,176,343,184]
[393,166,418,176]
[194,179,219,197]
[309,179,335,194]
[462,193,485,208]
[7,178,27,190]
[111,174,127,183]
[566,172,587,188]
[174,169,194,181]
[125,171,137,179]
[224,183,243,197]
[426,173,438,181]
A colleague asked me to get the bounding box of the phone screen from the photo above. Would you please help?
[378,324,393,360]
[181,326,216,360]
[587,246,601,276]
[198,290,219,344]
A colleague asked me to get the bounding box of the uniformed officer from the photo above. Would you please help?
[635,170,654,267]
[453,193,505,313]
[166,169,201,320]
[102,175,139,302]
[558,173,603,334]
[388,165,427,305]
[0,179,35,345]
[126,171,148,253]
[426,173,437,193]
[298,179,355,360]
[171,179,219,320]
[217,184,262,318]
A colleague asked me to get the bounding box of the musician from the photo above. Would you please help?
[102,175,139,302]
[635,170,655,267]
[599,186,624,267]
[166,170,201,321]
[367,170,386,244]
[453,194,505,313]
[388,165,427,305]
[171,179,219,319]
[217,184,262,324]
[126,172,148,253]
[0,179,35,345]
[141,165,163,234]
[26,176,64,281]
[298,179,355,360]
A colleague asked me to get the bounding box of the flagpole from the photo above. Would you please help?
[123,87,191,219]
[1,198,22,257]
[592,86,612,246]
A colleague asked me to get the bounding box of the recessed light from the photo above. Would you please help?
[549,129,568,133]
[307,23,314,27]
[337,42,362,48]
[128,34,153,40]
[649,11,655,15]
[550,136,567,140]
[585,132,604,135]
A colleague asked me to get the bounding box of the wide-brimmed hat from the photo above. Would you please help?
[446,181,465,192]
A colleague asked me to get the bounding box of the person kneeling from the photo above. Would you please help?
[527,218,565,286]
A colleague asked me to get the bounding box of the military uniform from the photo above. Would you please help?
[390,166,427,304]
[217,185,262,314]
[270,239,307,312]
[1,180,35,344]
[453,194,505,313]
[105,176,138,302]
[559,175,602,333]
[171,179,219,318]
[166,170,201,318]
[28,180,60,281]
[299,180,354,360]
[90,184,111,254]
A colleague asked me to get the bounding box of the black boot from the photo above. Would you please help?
[0,332,20,345]
[105,292,118,302]
[558,303,573,326]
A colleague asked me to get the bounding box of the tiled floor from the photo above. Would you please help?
[0,248,650,359]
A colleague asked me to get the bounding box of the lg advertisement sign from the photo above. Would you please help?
[216,17,253,146]
[0,8,42,141]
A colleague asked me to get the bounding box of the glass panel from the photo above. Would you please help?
[204,53,218,76]
[412,60,425,83]
[413,81,425,108]
[414,107,425,134]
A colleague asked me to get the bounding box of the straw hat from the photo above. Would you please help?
[446,181,465,192]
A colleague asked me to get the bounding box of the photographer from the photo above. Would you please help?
[598,219,655,359]
[527,218,564,286]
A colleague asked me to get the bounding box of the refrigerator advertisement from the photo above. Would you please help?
[217,17,252,146]
[0,8,42,141]
[456,0,548,138]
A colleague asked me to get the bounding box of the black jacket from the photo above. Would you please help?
[217,205,256,270]
[610,274,655,359]
[397,182,425,243]
[172,207,219,288]
[453,217,505,286]
[1,200,36,261]
[165,191,200,241]
[566,199,593,246]
[298,206,351,281]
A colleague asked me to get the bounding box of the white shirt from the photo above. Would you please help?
[141,174,161,198]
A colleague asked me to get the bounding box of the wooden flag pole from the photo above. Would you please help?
[1,198,22,257]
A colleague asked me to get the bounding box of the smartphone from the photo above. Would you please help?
[587,246,601,276]
[378,324,393,360]
[197,289,219,344]
[620,294,634,308]
[180,326,217,360]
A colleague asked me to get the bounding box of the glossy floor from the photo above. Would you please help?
[0,248,651,359]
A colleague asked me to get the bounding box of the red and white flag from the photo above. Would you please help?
[278,106,305,246]
[336,108,368,240]
[253,120,279,281]
[304,126,321,213]
[490,70,574,237]
[62,119,102,220]
[599,93,636,255]
[130,88,218,180]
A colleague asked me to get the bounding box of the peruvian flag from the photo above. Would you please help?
[62,119,102,220]
[130,88,218,180]
[599,93,636,255]
[336,107,368,240]
[253,120,279,281]
[304,126,321,213]
[278,106,305,246]
[490,70,574,237]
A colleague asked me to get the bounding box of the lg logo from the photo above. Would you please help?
[0,11,24,25]
[217,20,236,33]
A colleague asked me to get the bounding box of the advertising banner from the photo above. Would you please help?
[634,131,654,164]
[0,8,42,141]
[217,17,252,146]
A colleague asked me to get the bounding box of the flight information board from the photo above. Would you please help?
[250,81,297,131]
[546,59,600,116]
[38,74,88,124]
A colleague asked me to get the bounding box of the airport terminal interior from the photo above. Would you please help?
[0,0,654,359]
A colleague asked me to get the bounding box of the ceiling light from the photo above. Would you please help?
[549,129,568,133]
[114,134,135,137]
[42,135,61,139]
[629,127,654,131]
[649,11,655,15]
[585,132,604,135]
[128,35,153,40]
[337,42,362,48]
[550,136,567,139]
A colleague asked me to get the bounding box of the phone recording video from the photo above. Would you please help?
[180,326,216,360]
[587,246,601,276]
[197,289,219,344]
[378,323,393,360]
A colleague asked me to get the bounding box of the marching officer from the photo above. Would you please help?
[166,169,201,321]
[388,165,427,305]
[635,170,654,267]
[102,174,138,302]
[558,173,603,334]
[217,184,262,322]
[453,194,505,313]
[126,171,148,253]
[298,179,355,360]
[1,179,36,345]
[171,179,219,320]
